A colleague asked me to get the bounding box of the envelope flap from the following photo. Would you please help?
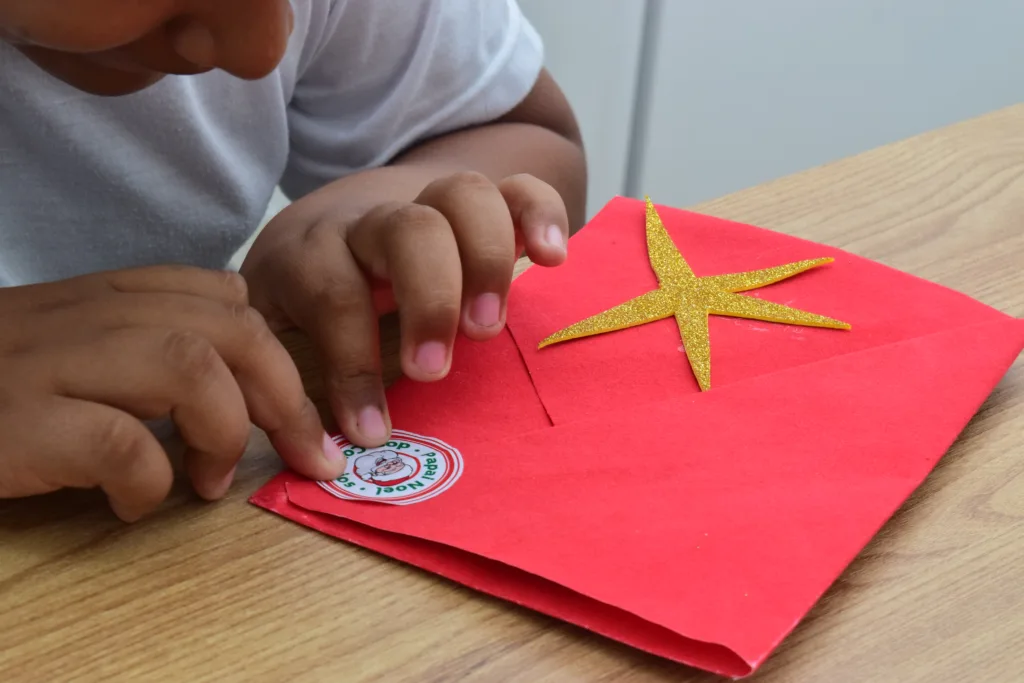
[383,326,551,445]
[505,197,1008,425]
[252,474,753,677]
[282,316,1024,668]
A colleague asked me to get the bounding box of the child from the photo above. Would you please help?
[0,0,586,521]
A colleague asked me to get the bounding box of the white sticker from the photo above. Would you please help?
[317,430,463,505]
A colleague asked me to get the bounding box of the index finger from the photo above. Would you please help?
[265,223,393,449]
[186,301,347,481]
[347,203,463,383]
[82,293,347,481]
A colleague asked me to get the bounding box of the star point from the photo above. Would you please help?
[538,199,850,390]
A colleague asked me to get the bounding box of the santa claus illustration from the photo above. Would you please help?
[353,451,417,485]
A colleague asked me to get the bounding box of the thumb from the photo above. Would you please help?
[0,400,173,523]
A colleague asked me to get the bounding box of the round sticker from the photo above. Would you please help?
[317,430,463,505]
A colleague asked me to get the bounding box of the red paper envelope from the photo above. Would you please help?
[252,197,1024,678]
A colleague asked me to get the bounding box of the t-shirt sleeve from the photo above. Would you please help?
[280,0,544,200]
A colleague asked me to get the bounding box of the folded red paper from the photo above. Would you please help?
[251,197,1024,678]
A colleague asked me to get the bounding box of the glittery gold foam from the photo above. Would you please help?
[538,197,851,391]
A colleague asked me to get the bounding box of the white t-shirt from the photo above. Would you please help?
[0,0,543,286]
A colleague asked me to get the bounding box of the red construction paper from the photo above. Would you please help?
[252,197,1024,678]
[508,198,1007,424]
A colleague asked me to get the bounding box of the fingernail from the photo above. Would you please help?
[414,341,448,376]
[109,498,144,524]
[170,21,217,68]
[206,466,237,500]
[357,406,389,444]
[545,225,565,251]
[470,293,502,328]
[322,432,347,463]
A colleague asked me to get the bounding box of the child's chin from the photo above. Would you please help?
[56,68,168,97]
[68,73,168,96]
[19,47,168,96]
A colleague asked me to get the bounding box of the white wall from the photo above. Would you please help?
[522,0,1024,210]
[638,0,1024,207]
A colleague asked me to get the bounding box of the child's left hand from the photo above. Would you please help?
[240,170,569,448]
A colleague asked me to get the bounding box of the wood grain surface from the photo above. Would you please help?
[3,106,1024,683]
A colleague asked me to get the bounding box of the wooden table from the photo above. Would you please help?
[3,107,1023,683]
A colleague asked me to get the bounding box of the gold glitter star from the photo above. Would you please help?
[538,197,851,391]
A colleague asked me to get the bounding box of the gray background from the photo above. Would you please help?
[519,0,1024,218]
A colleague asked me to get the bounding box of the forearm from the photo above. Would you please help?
[289,70,587,232]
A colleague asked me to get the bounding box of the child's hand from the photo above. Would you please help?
[0,266,343,521]
[241,171,570,447]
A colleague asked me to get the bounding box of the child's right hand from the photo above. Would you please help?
[0,265,345,522]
